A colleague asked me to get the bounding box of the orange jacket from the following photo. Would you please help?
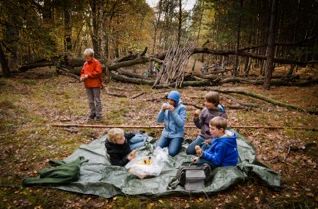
[80,58,103,88]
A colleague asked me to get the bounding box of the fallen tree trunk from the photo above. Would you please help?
[56,66,80,81]
[110,71,154,85]
[110,71,213,88]
[191,75,318,87]
[51,123,318,131]
[19,61,55,72]
[200,87,318,115]
[117,69,145,79]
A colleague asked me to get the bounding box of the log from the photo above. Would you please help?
[109,56,150,71]
[201,87,318,115]
[51,123,318,131]
[191,48,316,66]
[19,61,54,72]
[117,69,145,79]
[110,71,154,85]
[56,66,80,81]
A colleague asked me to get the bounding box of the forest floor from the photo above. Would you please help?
[0,67,317,209]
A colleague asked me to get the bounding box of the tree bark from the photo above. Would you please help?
[63,4,72,52]
[233,0,243,77]
[263,0,278,89]
[177,0,182,45]
[0,42,10,77]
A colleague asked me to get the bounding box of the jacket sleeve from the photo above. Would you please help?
[109,145,131,166]
[157,109,165,123]
[193,111,204,128]
[109,154,129,166]
[80,65,85,76]
[171,106,186,127]
[220,111,228,119]
[201,143,226,166]
[87,61,102,78]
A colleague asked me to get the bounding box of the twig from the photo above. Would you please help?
[130,92,145,99]
[283,145,291,162]
[105,90,127,98]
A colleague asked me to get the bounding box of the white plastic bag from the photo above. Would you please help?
[125,147,169,179]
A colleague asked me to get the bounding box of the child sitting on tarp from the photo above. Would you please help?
[193,116,238,167]
[105,128,146,166]
[186,91,227,155]
[156,90,187,156]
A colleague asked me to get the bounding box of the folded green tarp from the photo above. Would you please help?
[23,157,88,186]
[33,130,280,198]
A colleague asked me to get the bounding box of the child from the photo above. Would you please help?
[156,90,187,157]
[186,91,227,155]
[105,128,137,166]
[193,116,238,167]
[80,48,103,121]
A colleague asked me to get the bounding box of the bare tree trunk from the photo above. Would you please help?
[177,0,182,45]
[43,0,53,24]
[233,0,243,77]
[63,5,72,52]
[90,0,99,58]
[263,0,277,89]
[89,0,105,58]
[152,0,162,54]
[0,42,10,77]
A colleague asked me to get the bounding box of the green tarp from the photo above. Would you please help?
[50,130,280,198]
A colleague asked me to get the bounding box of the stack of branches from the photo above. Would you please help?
[153,44,192,88]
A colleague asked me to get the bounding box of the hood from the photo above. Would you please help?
[217,104,226,112]
[217,130,237,147]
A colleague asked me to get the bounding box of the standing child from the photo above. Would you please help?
[186,91,227,155]
[80,48,103,121]
[194,116,238,167]
[156,90,187,157]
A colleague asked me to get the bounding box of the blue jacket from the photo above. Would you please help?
[201,130,238,167]
[157,102,186,138]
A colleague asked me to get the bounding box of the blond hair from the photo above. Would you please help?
[107,128,124,143]
[209,116,227,130]
[83,48,94,57]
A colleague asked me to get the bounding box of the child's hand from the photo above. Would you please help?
[195,145,202,157]
[166,104,174,111]
[80,74,88,81]
[204,139,211,144]
[128,150,137,161]
[194,109,200,117]
[192,157,198,163]
[162,103,169,110]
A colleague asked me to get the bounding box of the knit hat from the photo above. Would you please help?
[167,90,181,104]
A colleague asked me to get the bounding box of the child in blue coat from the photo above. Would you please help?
[194,116,238,167]
[156,90,187,156]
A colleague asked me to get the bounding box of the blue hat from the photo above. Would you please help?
[167,90,180,104]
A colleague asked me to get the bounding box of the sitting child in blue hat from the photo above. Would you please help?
[156,90,187,156]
